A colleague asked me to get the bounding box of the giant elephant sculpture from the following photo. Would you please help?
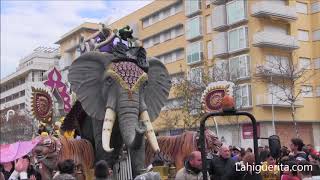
[68,43,171,177]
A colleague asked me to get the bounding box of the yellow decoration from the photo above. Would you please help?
[41,132,49,137]
[64,130,75,139]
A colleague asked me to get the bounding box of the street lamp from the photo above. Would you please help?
[6,109,15,122]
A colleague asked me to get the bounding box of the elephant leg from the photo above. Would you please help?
[130,140,146,178]
[92,117,123,165]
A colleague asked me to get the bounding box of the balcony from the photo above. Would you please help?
[251,1,297,21]
[253,31,299,50]
[256,93,303,108]
[212,5,228,31]
[213,32,228,57]
[211,0,226,5]
[256,65,294,78]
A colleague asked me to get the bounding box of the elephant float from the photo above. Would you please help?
[67,39,171,177]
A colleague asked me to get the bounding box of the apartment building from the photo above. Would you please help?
[0,47,59,115]
[55,22,100,84]
[55,0,320,149]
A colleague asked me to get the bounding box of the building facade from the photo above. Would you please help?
[0,47,59,115]
[55,0,320,149]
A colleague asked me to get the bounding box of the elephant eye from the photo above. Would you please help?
[105,77,113,85]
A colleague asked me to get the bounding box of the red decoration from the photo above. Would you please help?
[222,95,235,109]
[31,87,53,124]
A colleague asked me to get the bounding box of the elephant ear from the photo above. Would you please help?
[144,58,172,122]
[68,52,115,121]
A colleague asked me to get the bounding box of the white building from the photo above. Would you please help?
[0,47,60,115]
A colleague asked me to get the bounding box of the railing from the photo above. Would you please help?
[211,0,226,5]
[253,31,299,50]
[251,1,297,21]
[256,93,303,108]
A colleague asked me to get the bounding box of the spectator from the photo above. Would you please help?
[53,159,76,180]
[260,152,280,180]
[208,145,236,180]
[280,160,299,180]
[231,146,241,162]
[175,151,206,180]
[306,144,318,156]
[259,150,269,164]
[308,154,320,178]
[8,157,29,180]
[246,148,253,153]
[289,138,308,161]
[281,146,290,158]
[239,152,262,180]
[297,160,313,180]
[0,162,14,180]
[94,160,112,180]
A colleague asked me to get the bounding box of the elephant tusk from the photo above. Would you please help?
[102,108,116,152]
[140,111,160,153]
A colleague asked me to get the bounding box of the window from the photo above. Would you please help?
[186,16,202,40]
[299,58,311,69]
[313,29,320,41]
[143,38,152,48]
[296,2,308,14]
[264,25,287,35]
[20,90,25,97]
[235,84,252,108]
[268,84,290,104]
[38,71,45,81]
[153,35,160,45]
[212,59,229,81]
[186,41,203,64]
[315,58,320,69]
[228,26,248,52]
[206,15,212,34]
[32,72,35,82]
[301,85,313,97]
[298,30,309,41]
[160,30,171,43]
[171,73,184,85]
[316,86,320,97]
[163,98,184,110]
[189,67,202,84]
[266,55,289,74]
[229,54,250,80]
[157,49,184,64]
[226,0,247,25]
[207,41,213,60]
[311,1,320,13]
[185,0,201,16]
[142,2,182,28]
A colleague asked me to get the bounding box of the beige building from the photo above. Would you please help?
[56,0,320,149]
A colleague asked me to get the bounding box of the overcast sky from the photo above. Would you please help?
[1,0,152,78]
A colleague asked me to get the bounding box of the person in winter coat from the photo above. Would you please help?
[175,151,207,180]
[208,145,237,180]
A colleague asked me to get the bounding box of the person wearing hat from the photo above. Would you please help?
[231,146,242,162]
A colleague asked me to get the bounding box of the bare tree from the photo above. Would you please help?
[0,111,34,144]
[255,55,317,137]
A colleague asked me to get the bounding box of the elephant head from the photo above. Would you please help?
[68,50,171,158]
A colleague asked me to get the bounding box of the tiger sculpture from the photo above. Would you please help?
[145,129,222,170]
[32,135,94,180]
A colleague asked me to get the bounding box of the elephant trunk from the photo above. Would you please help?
[118,91,146,149]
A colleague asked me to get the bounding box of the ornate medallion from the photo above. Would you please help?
[31,87,53,124]
[201,81,234,112]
